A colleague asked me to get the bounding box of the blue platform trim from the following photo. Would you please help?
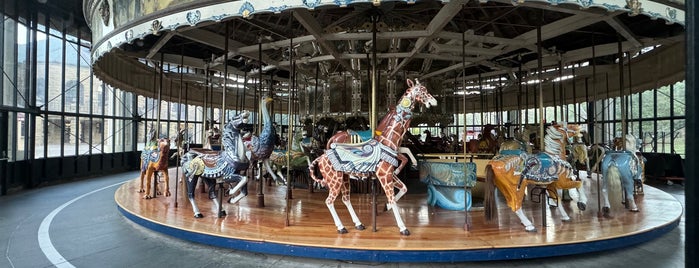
[117,205,680,263]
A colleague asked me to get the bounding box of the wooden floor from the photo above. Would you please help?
[115,168,682,262]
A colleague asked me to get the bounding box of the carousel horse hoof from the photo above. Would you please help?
[577,202,587,211]
[165,191,171,197]
[337,228,349,234]
[143,195,153,199]
[194,213,204,218]
[218,210,227,218]
[630,208,640,212]
[400,229,411,236]
[355,224,366,230]
[137,189,145,193]
[525,227,538,233]
[561,218,572,222]
[156,191,162,196]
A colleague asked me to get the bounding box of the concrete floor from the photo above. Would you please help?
[0,171,685,268]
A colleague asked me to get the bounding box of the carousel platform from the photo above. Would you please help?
[115,168,682,263]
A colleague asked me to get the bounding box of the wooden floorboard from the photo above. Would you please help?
[115,168,682,252]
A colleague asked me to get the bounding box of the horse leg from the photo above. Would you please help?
[138,168,146,193]
[185,174,204,218]
[378,168,409,235]
[227,174,249,204]
[394,153,409,175]
[556,189,571,222]
[514,208,537,232]
[574,177,588,211]
[385,175,407,212]
[624,179,640,212]
[339,176,365,231]
[263,160,282,185]
[143,167,155,199]
[324,172,349,233]
[601,175,612,217]
[159,169,171,197]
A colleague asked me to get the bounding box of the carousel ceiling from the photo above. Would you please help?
[84,0,686,117]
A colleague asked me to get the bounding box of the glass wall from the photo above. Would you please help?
[0,0,688,181]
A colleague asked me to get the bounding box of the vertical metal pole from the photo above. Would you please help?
[537,25,544,151]
[154,53,164,198]
[618,38,627,148]
[257,36,265,208]
[286,34,294,226]
[174,48,184,208]
[461,28,469,231]
[371,13,379,232]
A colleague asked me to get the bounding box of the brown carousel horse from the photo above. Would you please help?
[138,128,171,199]
[484,123,586,232]
[308,79,437,235]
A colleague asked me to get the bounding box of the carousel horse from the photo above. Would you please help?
[267,131,311,184]
[180,111,251,218]
[570,136,591,179]
[244,97,283,186]
[138,128,171,199]
[477,124,498,154]
[485,124,585,232]
[600,134,646,217]
[308,78,437,235]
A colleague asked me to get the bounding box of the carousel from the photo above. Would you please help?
[86,0,684,262]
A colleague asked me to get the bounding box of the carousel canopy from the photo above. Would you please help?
[84,0,686,115]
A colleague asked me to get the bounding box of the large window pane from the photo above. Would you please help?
[672,82,685,117]
[92,79,104,115]
[673,119,685,157]
[15,113,26,161]
[3,18,17,107]
[79,45,91,114]
[36,31,47,109]
[35,115,45,159]
[46,114,62,157]
[64,115,77,156]
[78,117,92,156]
[47,35,63,111]
[657,85,671,118]
[104,118,114,153]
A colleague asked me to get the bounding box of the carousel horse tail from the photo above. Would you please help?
[484,164,498,222]
[606,164,623,210]
[308,155,325,187]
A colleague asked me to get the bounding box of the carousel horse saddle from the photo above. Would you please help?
[327,139,399,174]
[189,149,222,168]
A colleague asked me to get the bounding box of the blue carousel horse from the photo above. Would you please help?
[485,124,585,232]
[180,111,250,218]
[601,134,646,217]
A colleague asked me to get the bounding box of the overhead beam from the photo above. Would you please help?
[388,0,467,77]
[605,16,643,48]
[176,28,278,68]
[145,31,176,59]
[293,9,359,78]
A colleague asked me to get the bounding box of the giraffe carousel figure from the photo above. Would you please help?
[308,79,437,235]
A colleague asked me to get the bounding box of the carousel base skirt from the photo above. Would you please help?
[115,169,681,263]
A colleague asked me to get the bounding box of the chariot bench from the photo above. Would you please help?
[418,160,477,211]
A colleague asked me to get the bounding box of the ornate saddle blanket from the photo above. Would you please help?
[326,139,399,174]
[521,152,573,183]
[140,149,161,171]
[189,149,222,168]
